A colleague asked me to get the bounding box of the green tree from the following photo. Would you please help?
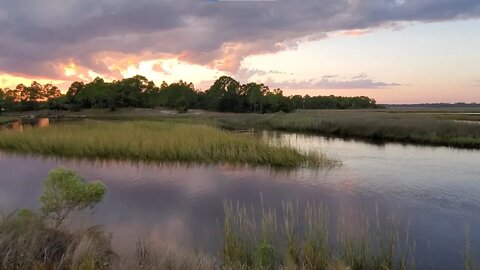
[74,77,109,108]
[65,81,84,111]
[205,76,243,112]
[66,81,84,102]
[0,75,381,112]
[265,88,291,113]
[242,82,268,113]
[47,95,67,111]
[40,168,106,228]
[1,88,18,111]
[157,80,197,110]
[43,83,62,100]
[116,75,153,107]
[289,95,304,109]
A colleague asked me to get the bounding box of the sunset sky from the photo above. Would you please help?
[0,0,479,104]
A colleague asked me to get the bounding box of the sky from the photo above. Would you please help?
[0,0,479,104]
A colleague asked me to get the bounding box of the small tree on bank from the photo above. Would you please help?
[40,167,106,229]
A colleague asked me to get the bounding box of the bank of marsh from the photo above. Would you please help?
[215,110,480,148]
[0,121,333,167]
[18,108,480,148]
[0,116,15,124]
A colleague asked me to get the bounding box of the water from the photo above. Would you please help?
[1,117,50,130]
[1,117,77,130]
[1,121,480,268]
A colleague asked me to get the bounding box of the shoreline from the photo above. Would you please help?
[3,108,480,149]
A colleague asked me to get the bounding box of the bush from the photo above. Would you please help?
[0,168,114,269]
[40,168,106,229]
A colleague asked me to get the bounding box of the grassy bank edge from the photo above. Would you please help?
[0,116,17,124]
[0,120,338,168]
[5,108,480,149]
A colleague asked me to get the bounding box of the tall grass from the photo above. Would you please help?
[464,226,480,270]
[6,201,476,270]
[0,210,116,270]
[21,108,480,148]
[0,120,335,167]
[221,201,414,270]
[135,239,214,270]
[215,110,480,149]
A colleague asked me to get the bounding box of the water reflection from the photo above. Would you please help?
[0,130,479,269]
[2,117,50,131]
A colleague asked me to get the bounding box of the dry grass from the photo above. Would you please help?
[0,210,117,270]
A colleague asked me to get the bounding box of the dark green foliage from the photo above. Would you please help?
[205,76,244,112]
[40,168,106,228]
[0,81,62,112]
[0,169,114,270]
[158,80,198,111]
[0,76,380,114]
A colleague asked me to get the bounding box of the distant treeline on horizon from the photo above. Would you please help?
[387,103,480,108]
[0,75,381,113]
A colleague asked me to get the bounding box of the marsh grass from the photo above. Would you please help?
[13,108,480,148]
[4,201,472,270]
[221,200,414,270]
[0,210,117,270]
[0,120,334,167]
[215,110,480,149]
[464,226,480,270]
[135,239,214,270]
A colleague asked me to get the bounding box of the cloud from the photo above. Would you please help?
[235,67,293,83]
[268,74,401,90]
[0,0,479,79]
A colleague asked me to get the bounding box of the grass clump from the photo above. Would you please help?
[220,200,414,270]
[222,201,280,269]
[135,239,215,270]
[0,211,116,270]
[0,120,334,167]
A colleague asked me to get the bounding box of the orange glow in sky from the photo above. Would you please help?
[1,20,479,104]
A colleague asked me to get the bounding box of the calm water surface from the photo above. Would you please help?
[1,121,479,269]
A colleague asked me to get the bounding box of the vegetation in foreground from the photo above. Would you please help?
[3,168,480,269]
[0,120,333,167]
[0,168,113,270]
[1,168,421,270]
[136,201,416,270]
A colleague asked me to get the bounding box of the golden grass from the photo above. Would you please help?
[0,121,334,167]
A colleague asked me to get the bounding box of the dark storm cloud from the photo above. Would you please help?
[0,0,479,78]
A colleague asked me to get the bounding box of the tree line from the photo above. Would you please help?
[0,75,381,113]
